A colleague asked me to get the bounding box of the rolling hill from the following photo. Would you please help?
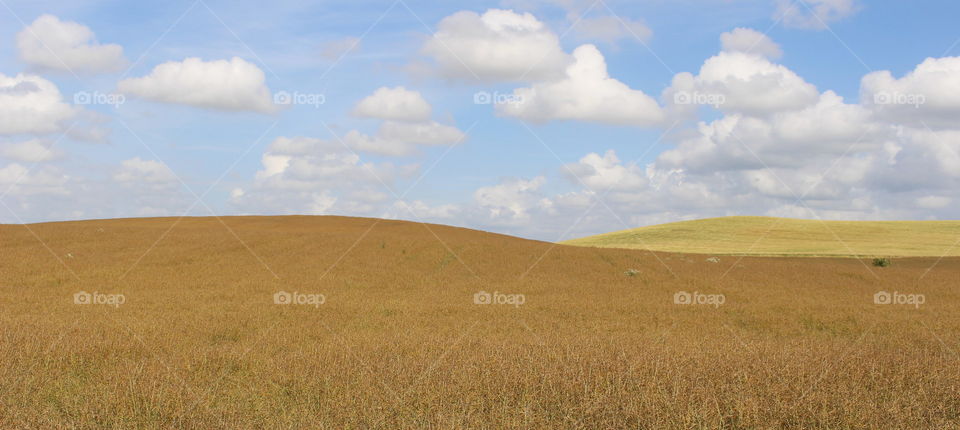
[562,216,960,257]
[1,216,958,428]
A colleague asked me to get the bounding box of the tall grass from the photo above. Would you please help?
[1,216,958,428]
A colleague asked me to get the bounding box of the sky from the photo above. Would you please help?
[1,0,959,241]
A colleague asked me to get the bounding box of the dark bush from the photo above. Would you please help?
[872,257,891,267]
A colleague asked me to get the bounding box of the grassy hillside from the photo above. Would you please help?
[563,216,960,257]
[1,216,959,428]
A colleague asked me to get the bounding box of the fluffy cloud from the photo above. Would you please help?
[0,73,77,136]
[16,14,127,74]
[344,87,465,156]
[344,121,465,156]
[474,176,548,222]
[118,57,276,113]
[422,9,570,82]
[861,57,960,128]
[720,28,782,59]
[231,136,417,215]
[496,44,664,126]
[0,139,63,163]
[352,86,432,122]
[774,0,861,30]
[665,51,820,117]
[0,163,70,197]
[113,158,178,187]
[563,150,646,191]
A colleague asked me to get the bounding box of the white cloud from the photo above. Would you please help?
[572,16,652,47]
[774,0,861,30]
[474,176,548,221]
[352,86,432,122]
[231,136,417,215]
[0,163,69,196]
[0,73,77,136]
[720,27,782,59]
[861,57,960,128]
[422,9,570,82]
[16,14,127,74]
[345,87,465,156]
[564,150,646,191]
[0,139,63,163]
[118,57,276,113]
[497,44,664,126]
[665,51,820,117]
[114,158,178,187]
[344,121,465,156]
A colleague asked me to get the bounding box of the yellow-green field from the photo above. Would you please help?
[1,216,959,428]
[562,216,960,257]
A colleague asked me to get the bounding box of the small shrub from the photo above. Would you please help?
[873,257,891,267]
[624,269,640,277]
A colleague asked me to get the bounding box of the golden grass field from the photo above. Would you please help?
[562,216,960,257]
[1,216,959,429]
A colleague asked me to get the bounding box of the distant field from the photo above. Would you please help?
[1,216,959,428]
[563,216,960,257]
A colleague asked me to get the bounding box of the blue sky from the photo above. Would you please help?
[1,0,959,240]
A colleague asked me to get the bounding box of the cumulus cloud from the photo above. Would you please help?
[564,150,646,191]
[344,121,465,156]
[861,57,960,128]
[344,86,465,156]
[774,0,861,30]
[720,28,782,59]
[497,44,664,126]
[118,57,277,113]
[0,73,77,136]
[422,9,570,82]
[352,86,432,122]
[16,14,127,74]
[664,51,820,117]
[0,139,63,163]
[114,158,179,188]
[231,136,417,215]
[0,163,70,197]
[474,176,548,222]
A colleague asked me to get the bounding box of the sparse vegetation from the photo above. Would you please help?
[873,257,892,267]
[1,216,958,428]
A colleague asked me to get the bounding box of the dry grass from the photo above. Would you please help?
[1,216,959,429]
[562,215,960,257]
